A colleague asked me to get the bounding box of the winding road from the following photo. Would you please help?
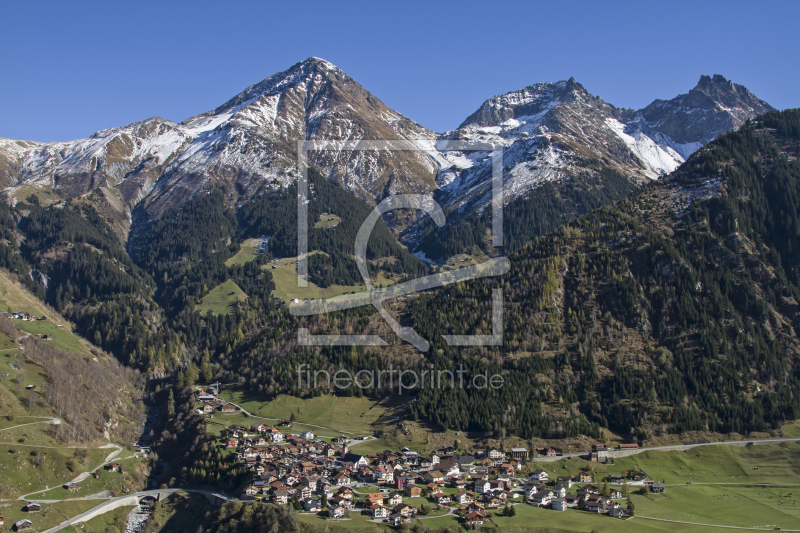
[40,488,233,533]
[532,436,800,462]
[19,443,123,501]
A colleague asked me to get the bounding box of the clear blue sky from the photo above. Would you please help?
[2,0,798,142]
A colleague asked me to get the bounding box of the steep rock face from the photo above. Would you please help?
[401,75,774,255]
[621,74,775,157]
[432,74,774,213]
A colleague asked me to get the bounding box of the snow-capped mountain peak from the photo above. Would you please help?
[0,61,775,248]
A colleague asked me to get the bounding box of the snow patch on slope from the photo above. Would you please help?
[604,118,684,178]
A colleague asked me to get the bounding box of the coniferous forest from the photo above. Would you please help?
[0,110,798,476]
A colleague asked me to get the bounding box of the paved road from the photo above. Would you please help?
[20,444,122,500]
[635,515,800,531]
[0,416,60,433]
[41,488,233,533]
[534,437,800,461]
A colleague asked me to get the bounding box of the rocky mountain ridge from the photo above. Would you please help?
[0,59,774,248]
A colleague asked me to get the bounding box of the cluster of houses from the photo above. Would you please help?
[195,387,241,416]
[2,311,58,339]
[5,311,47,322]
[227,424,536,526]
[225,422,655,526]
[524,469,630,517]
[231,419,617,526]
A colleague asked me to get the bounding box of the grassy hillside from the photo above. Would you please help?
[0,499,105,533]
[0,269,93,354]
[196,280,248,315]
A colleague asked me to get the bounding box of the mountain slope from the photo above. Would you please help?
[405,109,800,437]
[410,74,774,260]
[1,58,441,238]
[1,62,773,254]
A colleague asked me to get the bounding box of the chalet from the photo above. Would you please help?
[609,489,623,499]
[376,464,394,483]
[650,482,667,494]
[304,499,321,512]
[371,504,389,518]
[220,403,236,413]
[357,466,375,482]
[467,502,485,514]
[433,458,460,477]
[432,492,451,505]
[457,455,475,472]
[388,513,406,526]
[453,491,473,504]
[203,403,215,413]
[393,503,413,517]
[328,506,344,519]
[629,470,647,482]
[619,443,640,449]
[499,463,516,476]
[301,430,315,440]
[484,496,504,508]
[531,490,553,506]
[332,471,350,485]
[226,438,239,448]
[367,493,385,506]
[538,447,558,457]
[395,475,411,490]
[387,492,404,506]
[334,435,348,444]
[329,496,351,510]
[422,470,444,484]
[551,497,567,511]
[14,519,32,531]
[574,472,592,483]
[64,482,79,493]
[244,486,259,496]
[474,480,491,493]
[510,447,529,459]
[272,489,289,504]
[555,476,573,489]
[564,494,579,507]
[608,474,624,483]
[336,487,354,500]
[404,485,423,497]
[609,504,625,518]
[464,512,485,526]
[24,503,40,512]
[586,495,607,513]
[530,470,549,482]
[487,449,505,460]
